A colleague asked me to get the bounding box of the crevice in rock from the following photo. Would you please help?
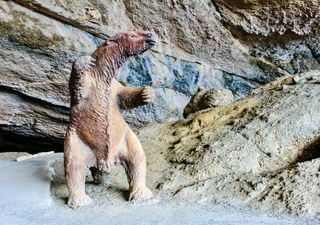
[216,68,262,84]
[172,176,213,196]
[0,85,70,112]
[0,128,63,153]
[293,137,320,164]
[210,1,222,19]
[307,44,320,64]
[253,57,292,77]
[0,88,68,153]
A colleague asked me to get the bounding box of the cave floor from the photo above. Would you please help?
[0,153,318,225]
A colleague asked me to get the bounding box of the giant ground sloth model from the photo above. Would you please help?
[64,31,157,208]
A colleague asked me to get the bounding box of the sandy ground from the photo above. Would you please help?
[0,119,319,225]
[0,150,319,225]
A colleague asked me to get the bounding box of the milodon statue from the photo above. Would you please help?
[64,31,157,208]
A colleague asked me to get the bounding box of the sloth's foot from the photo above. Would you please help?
[129,186,153,201]
[67,193,93,209]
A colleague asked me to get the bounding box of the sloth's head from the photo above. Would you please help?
[108,31,158,56]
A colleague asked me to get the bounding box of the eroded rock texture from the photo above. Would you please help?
[0,0,320,151]
[150,71,320,216]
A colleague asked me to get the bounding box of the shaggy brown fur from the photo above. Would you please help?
[64,31,157,208]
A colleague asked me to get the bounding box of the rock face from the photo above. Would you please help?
[0,0,320,151]
[164,71,320,178]
[143,72,320,216]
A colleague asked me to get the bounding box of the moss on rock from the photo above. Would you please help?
[0,12,63,50]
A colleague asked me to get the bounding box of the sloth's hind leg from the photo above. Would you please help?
[64,130,93,208]
[90,167,110,186]
[122,129,153,201]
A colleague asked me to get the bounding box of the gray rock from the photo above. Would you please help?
[167,72,320,178]
[214,0,320,36]
[183,88,234,118]
[140,72,320,216]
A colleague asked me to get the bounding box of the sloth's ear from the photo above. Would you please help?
[103,39,117,45]
[103,34,120,46]
[103,39,118,46]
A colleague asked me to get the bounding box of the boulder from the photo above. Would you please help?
[183,88,234,118]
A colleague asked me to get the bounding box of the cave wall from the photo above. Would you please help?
[0,0,319,152]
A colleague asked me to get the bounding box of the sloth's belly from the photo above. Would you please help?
[71,102,128,156]
[76,113,109,152]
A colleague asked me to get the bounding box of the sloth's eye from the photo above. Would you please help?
[130,34,137,38]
